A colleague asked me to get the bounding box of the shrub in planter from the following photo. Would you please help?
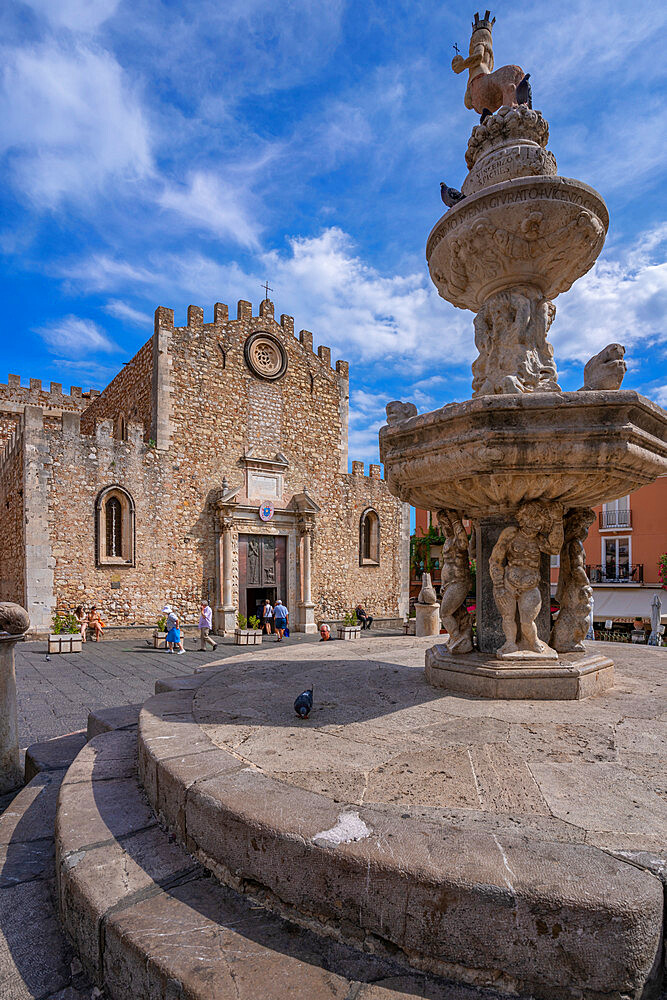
[49,612,82,653]
[234,612,263,645]
[153,614,168,649]
[337,611,362,640]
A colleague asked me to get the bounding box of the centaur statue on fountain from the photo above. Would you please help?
[452,11,530,120]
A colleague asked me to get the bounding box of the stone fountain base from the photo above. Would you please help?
[425,645,614,700]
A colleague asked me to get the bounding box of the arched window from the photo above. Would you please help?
[116,413,127,441]
[96,486,135,566]
[105,497,122,556]
[359,508,380,566]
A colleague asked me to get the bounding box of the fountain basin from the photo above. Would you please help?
[379,390,667,517]
[427,175,608,311]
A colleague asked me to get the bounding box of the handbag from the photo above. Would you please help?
[284,626,290,637]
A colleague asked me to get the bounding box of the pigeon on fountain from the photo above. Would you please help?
[440,182,465,208]
[294,686,313,719]
[516,73,532,107]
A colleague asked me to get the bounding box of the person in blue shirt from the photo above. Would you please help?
[273,600,289,641]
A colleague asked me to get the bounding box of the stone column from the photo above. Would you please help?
[297,520,317,633]
[216,516,236,635]
[0,604,30,795]
[475,516,550,654]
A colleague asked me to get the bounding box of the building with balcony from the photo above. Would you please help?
[579,475,667,628]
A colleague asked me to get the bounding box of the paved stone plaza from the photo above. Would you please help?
[11,631,365,752]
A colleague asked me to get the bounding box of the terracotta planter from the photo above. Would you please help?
[234,629,263,646]
[48,634,82,654]
[336,625,362,640]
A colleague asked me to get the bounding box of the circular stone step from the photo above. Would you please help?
[55,729,511,1000]
[136,646,665,1000]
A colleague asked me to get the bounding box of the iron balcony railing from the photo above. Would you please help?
[599,509,632,529]
[586,564,643,584]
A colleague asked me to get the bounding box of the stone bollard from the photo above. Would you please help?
[0,603,30,794]
[415,573,441,637]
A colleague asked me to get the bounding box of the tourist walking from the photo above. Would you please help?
[273,599,289,641]
[355,604,373,630]
[198,602,217,651]
[261,598,274,635]
[87,607,103,641]
[74,606,87,642]
[166,611,185,654]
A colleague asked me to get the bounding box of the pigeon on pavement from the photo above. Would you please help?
[294,687,314,719]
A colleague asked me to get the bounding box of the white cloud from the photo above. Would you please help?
[655,386,667,407]
[159,171,260,249]
[1,41,152,206]
[36,315,119,355]
[551,225,667,368]
[24,0,120,33]
[103,300,152,327]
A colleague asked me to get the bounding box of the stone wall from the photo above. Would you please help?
[0,376,98,450]
[315,465,411,620]
[0,427,25,605]
[23,408,172,631]
[80,339,153,440]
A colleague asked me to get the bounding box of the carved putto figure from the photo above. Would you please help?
[436,509,473,653]
[549,508,596,653]
[579,343,627,391]
[489,501,563,656]
[472,287,559,395]
[452,11,525,116]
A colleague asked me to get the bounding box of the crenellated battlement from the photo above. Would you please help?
[153,299,348,374]
[21,405,147,456]
[0,375,100,414]
[350,461,384,481]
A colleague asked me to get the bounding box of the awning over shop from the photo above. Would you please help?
[590,587,667,623]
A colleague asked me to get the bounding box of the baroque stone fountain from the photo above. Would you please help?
[380,12,667,699]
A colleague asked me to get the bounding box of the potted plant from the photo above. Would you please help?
[48,612,82,654]
[153,614,168,649]
[234,613,263,646]
[337,610,362,640]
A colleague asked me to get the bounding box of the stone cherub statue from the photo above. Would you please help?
[452,11,526,117]
[549,508,596,653]
[436,509,473,653]
[489,501,563,657]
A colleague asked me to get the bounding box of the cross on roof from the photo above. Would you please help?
[261,280,273,301]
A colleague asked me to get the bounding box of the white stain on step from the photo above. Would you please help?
[313,811,371,847]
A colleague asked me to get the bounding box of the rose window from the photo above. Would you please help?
[244,333,288,381]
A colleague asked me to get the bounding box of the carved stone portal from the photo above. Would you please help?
[550,508,596,653]
[472,286,560,395]
[489,501,563,658]
[436,509,473,653]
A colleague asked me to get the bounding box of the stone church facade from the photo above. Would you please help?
[0,297,409,635]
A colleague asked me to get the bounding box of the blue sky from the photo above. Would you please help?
[1,0,666,465]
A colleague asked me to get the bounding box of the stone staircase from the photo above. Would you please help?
[2,666,665,999]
